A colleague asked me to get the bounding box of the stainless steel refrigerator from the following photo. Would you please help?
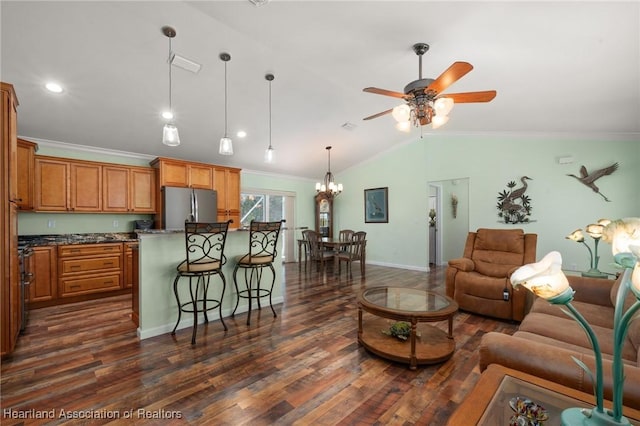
[161,187,218,229]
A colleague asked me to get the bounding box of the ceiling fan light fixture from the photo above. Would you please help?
[395,121,411,133]
[431,115,449,130]
[392,104,411,122]
[434,97,454,116]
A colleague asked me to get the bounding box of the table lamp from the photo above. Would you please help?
[511,217,640,426]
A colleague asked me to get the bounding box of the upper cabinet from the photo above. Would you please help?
[151,157,213,189]
[16,138,37,210]
[151,157,241,229]
[35,157,69,211]
[213,166,241,225]
[103,166,156,213]
[34,155,156,214]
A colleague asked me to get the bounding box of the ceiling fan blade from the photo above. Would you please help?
[363,108,393,121]
[426,62,474,95]
[438,90,497,103]
[363,87,408,99]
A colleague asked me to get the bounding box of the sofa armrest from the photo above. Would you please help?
[567,275,616,306]
[448,257,474,272]
[479,332,640,408]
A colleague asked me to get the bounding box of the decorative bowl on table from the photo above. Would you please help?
[509,396,548,425]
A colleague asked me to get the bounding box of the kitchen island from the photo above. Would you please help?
[136,229,284,340]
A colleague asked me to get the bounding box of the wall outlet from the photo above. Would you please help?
[112,220,119,228]
[47,219,55,228]
[568,263,578,271]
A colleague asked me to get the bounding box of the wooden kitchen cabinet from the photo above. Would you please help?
[1,82,21,356]
[123,242,138,289]
[151,157,214,189]
[30,246,57,303]
[16,138,37,210]
[69,161,102,211]
[103,166,156,213]
[213,166,241,226]
[35,157,69,211]
[58,243,123,297]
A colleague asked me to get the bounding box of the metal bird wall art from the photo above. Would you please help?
[567,163,618,202]
[496,176,534,224]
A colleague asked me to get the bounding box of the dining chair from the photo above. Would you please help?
[337,231,366,277]
[171,220,232,344]
[338,229,354,242]
[305,230,334,274]
[232,220,285,325]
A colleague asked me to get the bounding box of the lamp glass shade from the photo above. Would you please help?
[337,183,343,192]
[603,218,640,255]
[395,121,411,132]
[566,229,585,242]
[431,115,449,129]
[585,223,605,239]
[392,104,411,122]
[264,146,275,163]
[219,136,233,155]
[434,97,454,116]
[162,123,180,147]
[511,251,570,299]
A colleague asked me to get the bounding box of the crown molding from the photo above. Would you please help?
[20,136,156,161]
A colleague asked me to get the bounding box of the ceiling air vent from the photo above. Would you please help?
[341,122,357,131]
[170,53,201,74]
[249,0,270,6]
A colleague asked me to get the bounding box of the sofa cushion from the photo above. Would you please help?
[519,312,637,362]
[530,297,615,329]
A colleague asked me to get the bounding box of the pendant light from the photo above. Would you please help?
[219,52,233,155]
[264,73,275,163]
[161,26,180,147]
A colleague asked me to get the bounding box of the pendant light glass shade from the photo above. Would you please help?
[219,53,233,155]
[161,26,180,147]
[264,146,275,163]
[264,73,275,163]
[219,137,233,155]
[162,123,180,146]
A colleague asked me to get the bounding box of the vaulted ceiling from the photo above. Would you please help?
[2,1,638,180]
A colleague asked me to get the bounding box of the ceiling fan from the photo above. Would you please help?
[363,43,497,131]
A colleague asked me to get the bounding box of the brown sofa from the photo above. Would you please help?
[479,274,640,409]
[446,228,537,322]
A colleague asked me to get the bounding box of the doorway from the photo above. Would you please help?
[427,178,469,267]
[239,189,296,263]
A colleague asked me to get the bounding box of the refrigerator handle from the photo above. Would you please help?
[188,189,195,222]
[193,189,199,222]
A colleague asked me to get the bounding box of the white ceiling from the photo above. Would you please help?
[1,1,639,180]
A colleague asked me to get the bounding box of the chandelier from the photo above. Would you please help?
[315,146,343,197]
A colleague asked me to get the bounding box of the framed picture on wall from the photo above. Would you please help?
[364,187,388,223]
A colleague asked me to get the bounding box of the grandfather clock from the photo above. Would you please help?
[315,192,333,238]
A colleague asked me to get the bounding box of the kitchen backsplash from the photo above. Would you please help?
[18,212,154,235]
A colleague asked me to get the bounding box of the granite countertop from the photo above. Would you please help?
[18,232,139,247]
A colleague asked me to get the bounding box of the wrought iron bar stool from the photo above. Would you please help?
[171,221,232,344]
[232,220,285,325]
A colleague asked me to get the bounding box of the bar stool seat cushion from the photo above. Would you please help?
[235,254,274,265]
[177,259,222,273]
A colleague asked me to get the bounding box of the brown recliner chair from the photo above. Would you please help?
[445,228,537,322]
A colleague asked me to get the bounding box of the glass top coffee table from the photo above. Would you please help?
[357,287,458,369]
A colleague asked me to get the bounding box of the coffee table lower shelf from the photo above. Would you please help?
[358,316,455,368]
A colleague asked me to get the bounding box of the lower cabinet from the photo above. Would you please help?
[30,246,57,303]
[58,243,122,297]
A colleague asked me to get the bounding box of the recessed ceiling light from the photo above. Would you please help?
[45,82,63,93]
[237,130,247,138]
[162,111,174,120]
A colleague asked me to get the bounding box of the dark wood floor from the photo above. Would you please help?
[1,262,517,425]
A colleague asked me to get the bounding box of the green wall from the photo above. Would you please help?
[337,134,640,274]
[19,135,640,277]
